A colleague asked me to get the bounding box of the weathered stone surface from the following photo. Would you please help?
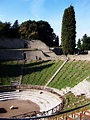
[0,39,25,48]
[0,39,56,61]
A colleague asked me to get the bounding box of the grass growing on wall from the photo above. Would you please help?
[1,60,90,88]
[48,60,90,89]
[22,60,64,85]
[0,60,22,85]
[1,59,90,112]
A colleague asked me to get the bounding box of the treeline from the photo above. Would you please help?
[1,5,90,53]
[0,20,19,38]
[0,20,59,47]
[77,34,90,51]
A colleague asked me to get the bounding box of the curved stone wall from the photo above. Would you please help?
[0,85,64,118]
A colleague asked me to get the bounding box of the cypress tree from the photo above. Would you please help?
[77,39,82,50]
[61,5,76,55]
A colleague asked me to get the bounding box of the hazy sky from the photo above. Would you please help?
[0,0,90,43]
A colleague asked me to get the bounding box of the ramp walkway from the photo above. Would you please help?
[44,58,68,88]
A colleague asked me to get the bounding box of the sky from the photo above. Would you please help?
[0,0,90,44]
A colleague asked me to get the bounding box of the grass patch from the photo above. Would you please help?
[0,60,22,85]
[22,60,64,85]
[49,60,90,89]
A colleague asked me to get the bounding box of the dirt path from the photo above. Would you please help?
[0,99,40,118]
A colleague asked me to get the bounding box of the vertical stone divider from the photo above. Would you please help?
[19,60,25,87]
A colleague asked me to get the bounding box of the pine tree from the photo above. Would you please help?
[61,5,76,55]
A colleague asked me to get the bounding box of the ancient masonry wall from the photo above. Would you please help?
[0,39,90,61]
[0,49,24,60]
[68,55,90,61]
[0,49,47,61]
[0,39,26,48]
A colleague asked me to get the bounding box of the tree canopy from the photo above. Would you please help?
[61,5,76,55]
[0,20,59,47]
[0,20,19,38]
[0,21,11,38]
[19,20,58,47]
[80,34,90,50]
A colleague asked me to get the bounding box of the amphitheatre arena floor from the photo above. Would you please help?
[0,89,62,118]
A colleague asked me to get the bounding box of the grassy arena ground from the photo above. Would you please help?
[0,60,90,111]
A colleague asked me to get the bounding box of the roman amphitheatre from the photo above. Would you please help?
[1,39,90,120]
